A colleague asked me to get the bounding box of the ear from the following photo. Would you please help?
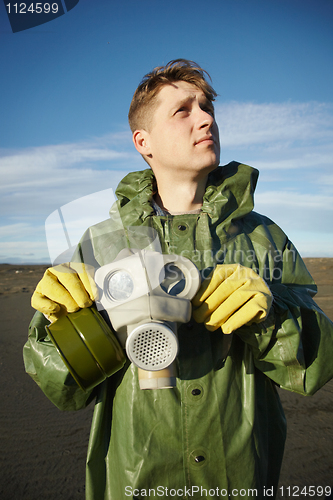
[132,130,152,157]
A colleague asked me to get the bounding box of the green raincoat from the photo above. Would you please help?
[24,162,333,500]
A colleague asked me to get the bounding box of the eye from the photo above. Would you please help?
[176,106,187,114]
[202,104,215,117]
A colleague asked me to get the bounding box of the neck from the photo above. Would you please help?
[152,169,208,213]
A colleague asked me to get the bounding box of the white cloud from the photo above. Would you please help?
[317,173,333,186]
[0,135,137,192]
[254,189,333,240]
[216,101,333,149]
[252,148,333,171]
[255,190,333,210]
[215,100,333,256]
[0,133,147,263]
[0,241,50,264]
[0,133,145,219]
[0,222,45,240]
[0,146,124,175]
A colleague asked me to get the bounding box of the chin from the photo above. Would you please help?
[207,163,219,173]
[205,158,220,170]
[192,163,218,177]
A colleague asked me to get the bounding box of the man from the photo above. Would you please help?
[24,60,333,500]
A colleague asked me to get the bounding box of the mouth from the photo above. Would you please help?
[195,136,215,146]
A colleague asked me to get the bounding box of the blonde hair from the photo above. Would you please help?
[128,59,217,132]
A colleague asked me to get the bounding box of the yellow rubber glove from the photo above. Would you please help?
[31,263,98,323]
[192,264,272,334]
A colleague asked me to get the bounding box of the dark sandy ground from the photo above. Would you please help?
[0,259,332,500]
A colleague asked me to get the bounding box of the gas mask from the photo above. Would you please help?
[95,248,200,389]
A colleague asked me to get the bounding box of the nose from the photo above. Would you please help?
[197,107,215,130]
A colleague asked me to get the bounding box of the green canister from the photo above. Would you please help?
[46,307,126,391]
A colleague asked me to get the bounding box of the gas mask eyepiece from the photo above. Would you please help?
[106,270,134,301]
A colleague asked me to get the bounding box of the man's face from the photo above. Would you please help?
[137,81,220,176]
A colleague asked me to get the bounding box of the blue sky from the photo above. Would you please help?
[0,0,332,264]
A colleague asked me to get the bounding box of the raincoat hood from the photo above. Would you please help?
[113,162,258,227]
